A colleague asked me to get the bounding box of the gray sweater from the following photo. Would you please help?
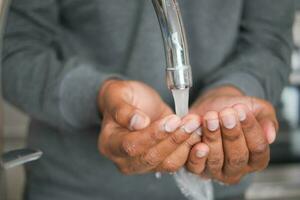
[2,0,293,199]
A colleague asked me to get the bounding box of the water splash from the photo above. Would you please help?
[155,172,162,179]
[172,89,214,200]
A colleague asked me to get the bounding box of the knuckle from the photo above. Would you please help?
[150,128,161,141]
[203,132,219,143]
[251,142,268,155]
[204,111,219,119]
[162,160,180,172]
[240,111,254,128]
[183,140,194,149]
[141,149,161,167]
[150,124,168,141]
[222,131,241,141]
[207,158,223,172]
[227,156,248,168]
[121,136,138,157]
[169,133,184,146]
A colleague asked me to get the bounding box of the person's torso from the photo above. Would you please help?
[25,1,249,199]
[58,0,242,103]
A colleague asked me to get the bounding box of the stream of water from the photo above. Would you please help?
[171,89,214,200]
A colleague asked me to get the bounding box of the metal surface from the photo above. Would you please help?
[152,0,192,90]
[1,149,42,169]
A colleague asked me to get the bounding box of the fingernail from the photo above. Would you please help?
[237,109,247,122]
[207,119,219,132]
[182,120,200,134]
[221,114,236,129]
[195,128,202,136]
[196,150,208,158]
[164,116,181,133]
[130,114,144,130]
[267,125,276,144]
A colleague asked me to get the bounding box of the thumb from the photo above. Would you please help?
[110,101,151,130]
[250,98,278,144]
[259,119,277,144]
[99,79,151,130]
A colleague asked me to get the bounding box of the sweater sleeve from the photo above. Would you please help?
[2,0,124,130]
[203,0,294,104]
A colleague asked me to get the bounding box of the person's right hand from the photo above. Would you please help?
[98,80,201,175]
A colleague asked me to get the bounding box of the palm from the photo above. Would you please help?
[191,95,252,115]
[122,81,173,121]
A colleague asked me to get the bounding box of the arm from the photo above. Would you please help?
[203,0,293,103]
[2,0,202,174]
[186,0,294,184]
[2,0,123,130]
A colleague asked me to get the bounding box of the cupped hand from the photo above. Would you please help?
[98,80,201,174]
[186,86,278,184]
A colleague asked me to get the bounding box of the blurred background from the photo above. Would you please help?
[1,1,300,200]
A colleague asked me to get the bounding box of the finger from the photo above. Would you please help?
[186,141,209,175]
[159,129,202,173]
[110,100,151,130]
[219,107,249,177]
[99,118,127,157]
[233,104,270,171]
[137,115,200,171]
[202,111,224,178]
[110,114,181,157]
[100,80,150,130]
[250,98,278,144]
[260,119,277,144]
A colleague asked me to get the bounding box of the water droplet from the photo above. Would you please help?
[155,172,162,179]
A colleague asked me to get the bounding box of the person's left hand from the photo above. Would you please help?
[185,86,278,184]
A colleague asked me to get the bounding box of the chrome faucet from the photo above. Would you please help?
[152,0,192,90]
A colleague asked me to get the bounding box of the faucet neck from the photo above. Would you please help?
[152,0,192,90]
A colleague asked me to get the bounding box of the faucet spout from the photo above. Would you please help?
[152,0,192,90]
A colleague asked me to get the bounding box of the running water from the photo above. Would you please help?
[172,89,214,200]
[172,89,189,118]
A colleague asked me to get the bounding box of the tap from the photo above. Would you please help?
[152,0,192,90]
